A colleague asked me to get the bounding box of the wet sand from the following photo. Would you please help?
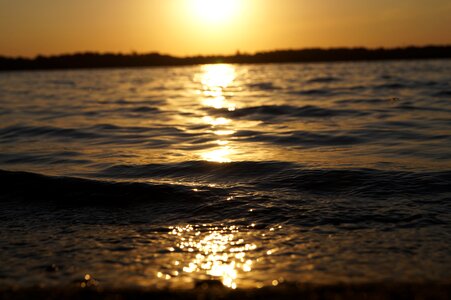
[1,283,451,300]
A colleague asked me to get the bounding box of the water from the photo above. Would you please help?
[0,60,451,290]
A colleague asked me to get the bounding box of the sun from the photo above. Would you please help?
[191,0,240,23]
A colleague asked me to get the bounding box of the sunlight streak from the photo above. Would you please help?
[201,147,233,163]
[202,116,231,126]
[200,64,236,88]
[169,225,256,289]
[195,64,238,163]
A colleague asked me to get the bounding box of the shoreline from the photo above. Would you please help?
[2,283,451,300]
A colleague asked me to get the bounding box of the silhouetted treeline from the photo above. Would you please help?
[1,46,450,71]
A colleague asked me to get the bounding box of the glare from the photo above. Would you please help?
[213,130,236,136]
[170,225,256,289]
[201,96,236,110]
[201,64,236,88]
[201,147,232,163]
[198,65,236,110]
[216,140,229,146]
[196,64,238,163]
[191,0,240,23]
[202,116,231,126]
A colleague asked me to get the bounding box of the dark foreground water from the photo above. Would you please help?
[0,61,451,291]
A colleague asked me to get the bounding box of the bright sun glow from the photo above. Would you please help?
[196,64,237,163]
[200,64,236,88]
[191,0,240,23]
[198,64,237,110]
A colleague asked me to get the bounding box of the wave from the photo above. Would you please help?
[0,124,201,147]
[0,152,91,166]
[127,106,159,113]
[374,83,408,90]
[95,161,296,181]
[2,166,450,202]
[0,169,223,205]
[91,162,451,196]
[238,130,362,146]
[233,127,449,148]
[290,89,333,96]
[1,168,450,228]
[0,125,102,140]
[207,105,367,120]
[263,168,451,196]
[97,98,166,106]
[306,76,340,83]
[48,79,77,86]
[335,98,388,105]
[247,82,281,90]
[433,90,451,97]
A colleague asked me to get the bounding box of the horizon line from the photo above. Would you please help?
[2,44,451,60]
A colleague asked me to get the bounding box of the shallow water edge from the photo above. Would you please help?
[1,283,451,300]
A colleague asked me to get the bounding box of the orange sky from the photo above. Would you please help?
[1,0,450,57]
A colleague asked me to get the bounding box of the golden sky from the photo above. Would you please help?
[1,0,450,57]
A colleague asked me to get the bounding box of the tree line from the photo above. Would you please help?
[1,46,450,71]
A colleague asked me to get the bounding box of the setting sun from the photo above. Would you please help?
[1,0,451,298]
[190,0,240,23]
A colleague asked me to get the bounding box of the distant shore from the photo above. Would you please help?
[1,46,450,71]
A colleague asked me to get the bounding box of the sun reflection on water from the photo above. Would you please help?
[202,116,231,126]
[201,147,233,163]
[200,64,236,88]
[166,225,257,289]
[196,64,238,162]
[199,66,236,111]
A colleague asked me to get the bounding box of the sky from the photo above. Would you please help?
[1,0,450,57]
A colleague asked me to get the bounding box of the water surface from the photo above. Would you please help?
[0,60,451,290]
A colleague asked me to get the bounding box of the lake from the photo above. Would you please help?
[0,60,450,290]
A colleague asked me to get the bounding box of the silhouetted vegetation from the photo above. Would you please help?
[1,46,450,71]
